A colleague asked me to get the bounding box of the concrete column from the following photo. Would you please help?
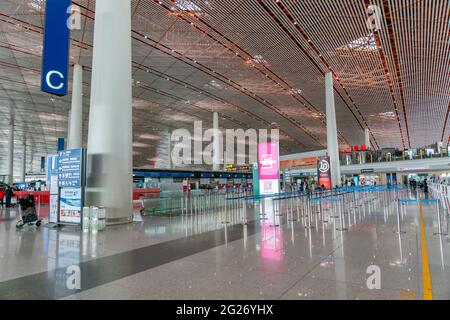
[68,64,83,149]
[67,109,71,146]
[167,130,172,169]
[325,72,341,187]
[223,149,227,171]
[212,112,220,171]
[364,128,370,150]
[86,0,133,225]
[6,118,14,184]
[20,140,26,182]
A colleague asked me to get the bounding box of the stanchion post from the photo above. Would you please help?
[241,197,248,225]
[394,200,406,234]
[271,199,280,228]
[434,199,448,236]
[336,197,347,231]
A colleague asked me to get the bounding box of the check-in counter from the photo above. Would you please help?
[12,188,161,205]
[14,191,50,204]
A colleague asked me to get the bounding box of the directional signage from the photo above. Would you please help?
[58,149,82,188]
[41,0,71,96]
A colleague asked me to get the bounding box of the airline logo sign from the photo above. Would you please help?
[41,0,71,96]
[317,156,332,189]
[318,159,329,173]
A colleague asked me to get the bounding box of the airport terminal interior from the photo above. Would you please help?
[0,0,449,301]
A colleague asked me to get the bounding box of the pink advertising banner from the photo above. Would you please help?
[258,142,279,180]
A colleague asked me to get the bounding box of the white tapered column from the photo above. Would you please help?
[168,130,172,169]
[212,112,220,171]
[325,72,341,187]
[364,128,370,150]
[6,118,14,184]
[86,0,133,225]
[68,64,83,149]
[20,140,26,182]
[67,109,71,146]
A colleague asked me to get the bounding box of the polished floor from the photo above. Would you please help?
[0,189,449,300]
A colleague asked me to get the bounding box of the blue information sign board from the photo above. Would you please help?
[40,156,46,172]
[57,137,65,152]
[58,149,82,188]
[46,154,59,182]
[41,0,71,96]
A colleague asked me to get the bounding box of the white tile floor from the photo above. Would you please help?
[1,189,450,300]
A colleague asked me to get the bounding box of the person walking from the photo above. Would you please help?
[5,185,14,208]
[423,179,428,193]
[0,188,5,207]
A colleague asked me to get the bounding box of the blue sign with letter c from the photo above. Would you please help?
[41,0,71,96]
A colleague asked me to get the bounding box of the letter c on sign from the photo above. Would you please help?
[46,70,64,90]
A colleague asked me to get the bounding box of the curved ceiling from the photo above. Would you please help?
[0,0,448,173]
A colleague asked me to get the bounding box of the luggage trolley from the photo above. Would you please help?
[16,195,42,229]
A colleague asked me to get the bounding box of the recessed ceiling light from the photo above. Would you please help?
[174,0,202,12]
[289,88,302,95]
[337,33,377,52]
[252,54,268,65]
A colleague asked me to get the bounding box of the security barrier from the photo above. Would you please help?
[429,182,450,213]
[134,183,450,243]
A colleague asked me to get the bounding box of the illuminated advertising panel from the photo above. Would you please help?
[59,187,82,224]
[280,156,318,169]
[258,142,280,195]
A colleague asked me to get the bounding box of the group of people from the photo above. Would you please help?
[407,178,428,193]
[297,181,327,193]
[0,185,14,208]
[344,180,356,187]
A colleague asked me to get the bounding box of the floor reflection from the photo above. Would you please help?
[1,189,449,300]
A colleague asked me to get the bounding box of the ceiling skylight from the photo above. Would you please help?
[337,33,377,52]
[28,0,43,11]
[174,0,202,12]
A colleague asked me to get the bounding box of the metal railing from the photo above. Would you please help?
[140,187,253,217]
[340,150,450,166]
